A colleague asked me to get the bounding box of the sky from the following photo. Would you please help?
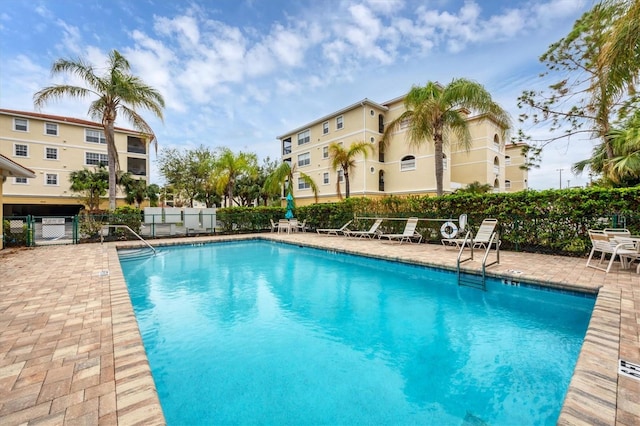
[0,0,598,189]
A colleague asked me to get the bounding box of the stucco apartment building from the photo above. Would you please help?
[0,109,151,216]
[277,96,528,205]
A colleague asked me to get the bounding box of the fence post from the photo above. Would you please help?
[26,215,34,247]
[72,215,78,244]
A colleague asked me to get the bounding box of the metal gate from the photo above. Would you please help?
[3,215,79,247]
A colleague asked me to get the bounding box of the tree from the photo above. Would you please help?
[34,49,164,210]
[328,141,372,198]
[599,0,640,114]
[157,146,217,207]
[214,148,258,207]
[455,181,493,194]
[263,160,318,204]
[69,165,109,211]
[573,112,640,187]
[119,172,159,207]
[383,79,510,196]
[517,2,638,169]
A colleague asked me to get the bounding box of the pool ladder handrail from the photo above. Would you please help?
[100,224,156,255]
[456,230,500,290]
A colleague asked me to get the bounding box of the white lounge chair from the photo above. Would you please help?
[586,229,637,273]
[344,218,384,239]
[316,220,353,236]
[442,218,499,249]
[378,217,422,244]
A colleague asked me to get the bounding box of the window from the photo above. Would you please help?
[323,172,329,184]
[336,115,344,130]
[378,170,385,191]
[297,129,310,145]
[378,141,385,162]
[322,146,329,159]
[282,137,292,155]
[505,180,512,189]
[14,177,28,184]
[505,155,511,165]
[493,134,501,150]
[85,152,109,166]
[14,118,28,132]
[322,122,329,135]
[127,136,146,154]
[45,173,58,186]
[400,155,416,171]
[86,129,106,144]
[378,114,384,133]
[127,157,146,176]
[443,154,448,171]
[298,152,310,167]
[45,147,58,160]
[400,118,411,130]
[338,169,344,182]
[298,178,311,190]
[45,123,58,136]
[14,144,28,157]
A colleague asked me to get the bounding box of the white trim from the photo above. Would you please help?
[13,176,28,184]
[44,122,59,136]
[44,146,59,161]
[85,151,109,166]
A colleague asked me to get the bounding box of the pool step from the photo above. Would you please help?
[458,272,486,290]
[118,248,156,260]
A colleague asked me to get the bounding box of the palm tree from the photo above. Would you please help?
[328,141,372,198]
[34,50,164,210]
[599,0,640,102]
[574,113,640,186]
[263,160,319,204]
[215,148,258,207]
[69,165,109,211]
[382,79,511,196]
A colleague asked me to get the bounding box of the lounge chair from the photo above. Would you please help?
[378,217,422,244]
[442,218,499,249]
[344,218,384,239]
[586,229,637,273]
[316,220,353,236]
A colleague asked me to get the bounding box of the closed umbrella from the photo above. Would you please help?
[285,192,294,219]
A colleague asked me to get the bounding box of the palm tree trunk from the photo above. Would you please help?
[344,169,350,198]
[434,135,444,196]
[105,121,118,210]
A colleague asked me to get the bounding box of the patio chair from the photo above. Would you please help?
[296,219,307,232]
[378,217,422,244]
[289,218,299,233]
[442,218,499,249]
[316,220,353,236]
[615,236,640,274]
[586,229,637,273]
[270,219,278,233]
[344,218,384,239]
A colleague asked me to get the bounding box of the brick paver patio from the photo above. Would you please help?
[1,233,638,425]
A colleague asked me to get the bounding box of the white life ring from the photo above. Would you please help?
[440,221,458,239]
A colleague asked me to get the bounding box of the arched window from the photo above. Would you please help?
[378,114,384,133]
[493,178,500,192]
[378,141,385,162]
[378,170,385,191]
[443,153,448,171]
[493,156,500,175]
[505,180,511,189]
[400,155,416,171]
[505,155,511,165]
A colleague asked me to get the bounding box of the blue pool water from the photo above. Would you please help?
[119,240,594,425]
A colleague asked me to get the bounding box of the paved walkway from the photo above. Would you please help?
[0,233,638,425]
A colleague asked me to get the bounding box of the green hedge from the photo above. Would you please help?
[218,187,640,256]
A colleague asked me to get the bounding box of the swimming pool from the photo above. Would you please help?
[119,240,594,425]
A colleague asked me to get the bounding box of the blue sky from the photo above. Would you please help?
[0,0,595,189]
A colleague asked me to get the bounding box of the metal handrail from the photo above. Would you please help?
[456,230,474,284]
[481,231,500,283]
[100,224,156,255]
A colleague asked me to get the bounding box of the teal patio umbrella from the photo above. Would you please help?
[285,192,294,219]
